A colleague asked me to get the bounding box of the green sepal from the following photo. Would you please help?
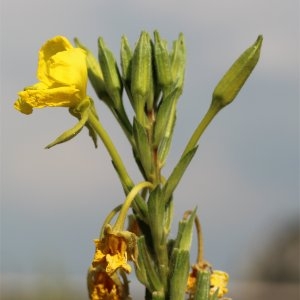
[194,270,210,300]
[153,31,173,92]
[169,249,190,300]
[136,236,164,294]
[133,118,153,180]
[173,208,196,251]
[131,31,153,125]
[70,99,99,148]
[45,110,89,149]
[45,98,97,149]
[212,35,263,109]
[98,37,123,111]
[162,146,198,204]
[74,38,111,104]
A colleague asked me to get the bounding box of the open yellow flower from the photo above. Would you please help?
[14,36,87,114]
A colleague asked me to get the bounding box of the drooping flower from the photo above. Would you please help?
[14,36,88,114]
[92,224,138,276]
[89,270,123,300]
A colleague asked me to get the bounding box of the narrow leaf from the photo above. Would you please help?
[162,146,198,203]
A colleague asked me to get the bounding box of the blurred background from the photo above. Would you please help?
[1,0,299,299]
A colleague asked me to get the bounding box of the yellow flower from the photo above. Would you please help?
[92,225,138,276]
[186,266,198,294]
[210,270,229,298]
[186,266,229,298]
[14,36,87,114]
[90,271,122,300]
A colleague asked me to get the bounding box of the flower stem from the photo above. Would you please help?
[181,101,221,157]
[113,181,153,231]
[87,109,134,192]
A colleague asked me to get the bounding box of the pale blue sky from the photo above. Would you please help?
[1,0,299,297]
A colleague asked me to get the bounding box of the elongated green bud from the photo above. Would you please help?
[170,33,186,93]
[74,38,111,104]
[212,35,263,108]
[120,36,133,84]
[98,37,123,110]
[120,35,134,104]
[153,31,172,91]
[131,32,153,125]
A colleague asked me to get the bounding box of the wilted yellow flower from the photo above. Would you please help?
[14,36,87,114]
[186,266,229,298]
[92,225,138,276]
[210,270,229,298]
[90,271,122,300]
[186,266,198,294]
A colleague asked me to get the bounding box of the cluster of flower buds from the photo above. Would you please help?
[76,31,186,183]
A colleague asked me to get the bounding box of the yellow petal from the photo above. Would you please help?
[14,98,33,114]
[210,270,229,297]
[17,86,81,110]
[48,48,87,96]
[37,36,73,85]
[106,253,131,275]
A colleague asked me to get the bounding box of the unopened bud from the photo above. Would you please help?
[170,33,186,94]
[98,37,123,110]
[131,32,153,124]
[153,31,172,91]
[212,35,263,109]
[74,38,111,104]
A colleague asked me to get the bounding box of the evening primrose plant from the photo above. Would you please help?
[14,31,262,300]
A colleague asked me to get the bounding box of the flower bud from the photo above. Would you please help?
[131,32,153,125]
[74,38,111,104]
[212,35,263,109]
[153,31,172,92]
[98,37,123,111]
[170,33,186,94]
[120,36,132,87]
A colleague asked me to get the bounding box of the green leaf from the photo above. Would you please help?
[157,109,176,168]
[153,87,179,148]
[162,146,198,204]
[137,236,164,294]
